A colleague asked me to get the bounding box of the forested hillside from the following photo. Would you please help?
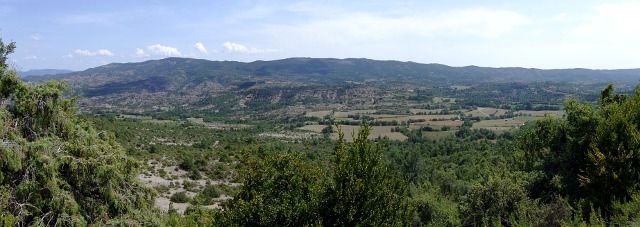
[4,36,640,226]
[38,57,640,88]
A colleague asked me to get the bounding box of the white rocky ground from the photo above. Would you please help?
[137,159,239,214]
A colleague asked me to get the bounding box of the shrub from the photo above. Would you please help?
[201,185,222,199]
[190,169,202,180]
[155,185,170,194]
[183,181,198,191]
[170,192,191,203]
[158,169,167,178]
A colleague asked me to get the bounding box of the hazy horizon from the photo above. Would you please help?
[4,0,640,71]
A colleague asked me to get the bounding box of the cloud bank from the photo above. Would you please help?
[222,42,278,54]
[147,44,181,56]
[73,49,115,57]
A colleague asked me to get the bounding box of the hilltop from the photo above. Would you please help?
[26,57,640,117]
[38,57,640,88]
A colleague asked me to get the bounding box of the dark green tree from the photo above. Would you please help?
[0,36,155,225]
[321,123,414,226]
[518,84,640,221]
[580,84,640,218]
[460,177,532,226]
[224,150,324,226]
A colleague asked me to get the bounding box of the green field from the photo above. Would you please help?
[422,131,455,139]
[330,125,407,141]
[409,108,443,114]
[298,124,407,141]
[433,97,456,103]
[516,110,564,117]
[305,110,333,118]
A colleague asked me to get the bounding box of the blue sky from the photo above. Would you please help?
[2,0,640,71]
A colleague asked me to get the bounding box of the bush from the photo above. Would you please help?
[183,181,198,192]
[461,177,530,226]
[201,185,222,199]
[170,192,191,203]
[190,169,202,180]
[158,169,167,178]
[155,185,170,194]
[180,157,194,171]
[192,185,223,206]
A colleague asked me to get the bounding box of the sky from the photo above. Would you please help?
[2,0,640,71]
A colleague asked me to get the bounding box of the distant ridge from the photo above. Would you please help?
[24,57,640,114]
[19,69,75,77]
[26,57,640,100]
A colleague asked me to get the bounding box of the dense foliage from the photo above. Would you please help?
[0,39,155,225]
[5,34,640,226]
[518,84,640,223]
[223,124,414,226]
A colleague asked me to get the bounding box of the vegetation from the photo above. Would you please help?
[5,34,640,226]
[170,192,191,203]
[222,124,413,226]
[518,84,640,223]
[0,37,155,225]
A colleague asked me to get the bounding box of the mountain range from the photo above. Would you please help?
[27,57,640,115]
[18,69,75,77]
[35,57,640,88]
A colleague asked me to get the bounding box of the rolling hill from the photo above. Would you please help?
[28,57,640,115]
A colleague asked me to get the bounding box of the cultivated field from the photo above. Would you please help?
[300,105,563,142]
[409,108,444,114]
[298,124,328,133]
[471,116,538,133]
[516,110,564,117]
[305,110,333,118]
[330,125,407,141]
[433,97,457,103]
[477,107,509,116]
[465,110,490,117]
[413,120,465,127]
[298,124,407,141]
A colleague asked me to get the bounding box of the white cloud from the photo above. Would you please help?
[97,49,114,56]
[74,49,115,57]
[75,49,96,56]
[147,44,181,56]
[267,8,529,44]
[135,48,149,57]
[575,3,640,40]
[24,55,37,60]
[30,34,43,40]
[222,42,278,54]
[62,53,73,58]
[194,42,208,54]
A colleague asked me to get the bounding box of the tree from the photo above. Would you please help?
[224,149,324,226]
[0,36,155,225]
[225,124,415,226]
[518,84,640,221]
[321,123,414,226]
[580,84,640,217]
